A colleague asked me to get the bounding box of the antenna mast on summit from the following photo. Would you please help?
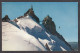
[31,5,33,10]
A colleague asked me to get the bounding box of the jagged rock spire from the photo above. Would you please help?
[42,15,73,50]
[46,14,49,18]
[45,43,50,51]
[2,15,10,22]
[24,5,39,23]
[42,15,56,35]
[31,5,33,10]
[46,15,52,20]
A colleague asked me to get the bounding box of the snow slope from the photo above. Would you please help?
[2,15,72,51]
[2,22,46,51]
[14,15,72,51]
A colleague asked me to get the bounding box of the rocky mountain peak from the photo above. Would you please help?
[42,15,73,50]
[2,15,10,22]
[42,15,56,35]
[24,5,39,23]
[46,15,52,20]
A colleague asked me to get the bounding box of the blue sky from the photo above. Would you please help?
[2,2,78,42]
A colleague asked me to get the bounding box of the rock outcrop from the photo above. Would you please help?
[17,16,24,19]
[45,43,50,51]
[13,6,39,23]
[24,6,39,23]
[42,15,73,50]
[42,15,56,35]
[2,15,10,22]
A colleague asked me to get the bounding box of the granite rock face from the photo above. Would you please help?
[2,15,10,22]
[13,6,39,23]
[42,15,73,50]
[42,15,56,35]
[24,7,39,23]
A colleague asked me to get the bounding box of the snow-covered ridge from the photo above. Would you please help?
[2,22,46,51]
[2,15,73,51]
